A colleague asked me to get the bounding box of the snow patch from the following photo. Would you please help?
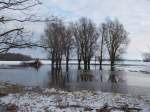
[0,88,150,112]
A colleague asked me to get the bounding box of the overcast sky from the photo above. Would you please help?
[11,0,150,60]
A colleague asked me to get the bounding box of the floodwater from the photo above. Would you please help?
[0,61,150,96]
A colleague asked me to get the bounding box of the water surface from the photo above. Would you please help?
[0,63,150,96]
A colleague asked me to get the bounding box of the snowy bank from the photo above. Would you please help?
[0,88,150,112]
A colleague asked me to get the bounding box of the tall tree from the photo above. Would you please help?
[63,25,74,71]
[44,18,65,69]
[103,19,129,70]
[99,23,107,70]
[71,22,82,69]
[44,18,74,70]
[73,17,99,70]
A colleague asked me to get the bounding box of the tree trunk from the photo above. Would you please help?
[110,54,115,71]
[84,59,87,70]
[56,53,59,69]
[111,61,115,71]
[66,58,69,71]
[56,59,58,69]
[100,34,104,70]
[88,60,90,70]
[99,58,102,70]
[78,54,81,70]
[66,49,69,71]
[51,51,54,69]
[58,55,62,70]
[78,59,81,69]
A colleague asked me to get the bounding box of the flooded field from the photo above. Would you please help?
[0,61,150,96]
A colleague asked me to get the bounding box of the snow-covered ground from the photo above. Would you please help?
[0,88,150,112]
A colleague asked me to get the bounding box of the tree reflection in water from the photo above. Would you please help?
[105,70,128,93]
[108,71,125,83]
[108,72,118,83]
[77,70,94,82]
[47,66,128,93]
[48,68,66,89]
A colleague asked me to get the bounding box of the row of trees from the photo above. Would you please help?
[43,17,129,70]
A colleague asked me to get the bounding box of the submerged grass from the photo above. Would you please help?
[0,81,24,96]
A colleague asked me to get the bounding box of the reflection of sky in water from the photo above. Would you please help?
[0,63,150,96]
[126,74,150,87]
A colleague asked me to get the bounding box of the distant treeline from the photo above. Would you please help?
[0,53,32,61]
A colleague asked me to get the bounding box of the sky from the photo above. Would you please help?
[11,0,150,60]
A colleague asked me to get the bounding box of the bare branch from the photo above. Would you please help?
[0,28,23,37]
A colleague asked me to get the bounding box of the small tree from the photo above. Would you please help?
[103,19,129,70]
[143,53,150,62]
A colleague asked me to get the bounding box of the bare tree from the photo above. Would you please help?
[44,18,74,70]
[99,23,107,70]
[44,18,65,69]
[63,24,74,71]
[72,17,99,70]
[0,0,53,54]
[71,23,82,69]
[103,19,129,70]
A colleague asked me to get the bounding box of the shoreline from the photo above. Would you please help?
[0,81,150,112]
